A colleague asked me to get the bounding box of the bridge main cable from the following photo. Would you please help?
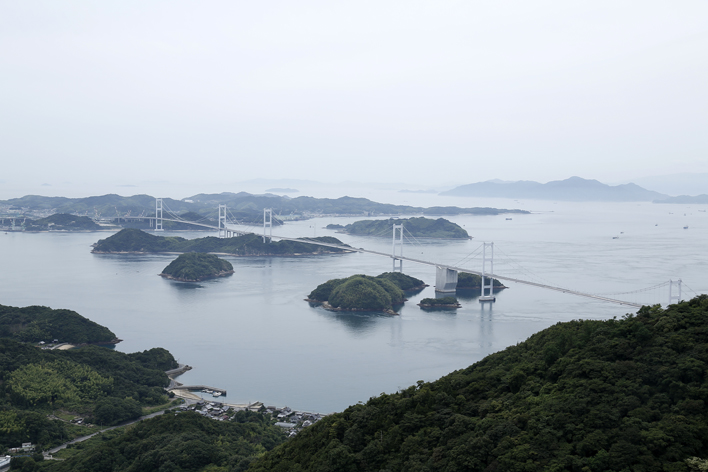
[262,232,644,309]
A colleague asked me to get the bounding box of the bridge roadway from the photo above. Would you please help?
[109,216,250,234]
[252,230,644,309]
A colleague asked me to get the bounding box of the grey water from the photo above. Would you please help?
[1,196,706,413]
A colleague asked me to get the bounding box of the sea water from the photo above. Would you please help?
[0,195,706,413]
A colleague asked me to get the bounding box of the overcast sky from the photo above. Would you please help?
[1,1,707,196]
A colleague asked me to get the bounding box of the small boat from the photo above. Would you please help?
[612,236,619,239]
[684,226,689,229]
[213,392,222,397]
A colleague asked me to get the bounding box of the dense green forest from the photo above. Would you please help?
[42,411,286,472]
[160,253,234,282]
[91,228,350,256]
[0,305,116,344]
[457,272,506,289]
[250,295,708,471]
[308,272,425,312]
[419,296,460,307]
[0,332,177,453]
[341,217,470,239]
[24,214,102,231]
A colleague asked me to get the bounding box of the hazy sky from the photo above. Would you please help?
[1,1,707,195]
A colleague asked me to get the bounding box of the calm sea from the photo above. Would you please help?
[1,193,706,413]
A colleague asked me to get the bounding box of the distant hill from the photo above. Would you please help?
[26,213,102,231]
[654,195,708,204]
[2,193,528,220]
[441,176,668,202]
[340,217,470,239]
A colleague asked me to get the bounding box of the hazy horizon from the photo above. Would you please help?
[2,1,707,194]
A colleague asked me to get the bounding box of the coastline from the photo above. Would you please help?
[159,270,235,282]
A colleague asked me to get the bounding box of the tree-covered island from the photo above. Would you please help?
[418,296,461,308]
[307,272,427,314]
[160,253,234,282]
[456,272,507,290]
[338,217,470,239]
[24,214,103,232]
[91,228,351,256]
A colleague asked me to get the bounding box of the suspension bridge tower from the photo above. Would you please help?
[669,279,683,305]
[218,205,227,238]
[479,242,495,302]
[155,198,164,232]
[263,209,273,243]
[392,224,403,272]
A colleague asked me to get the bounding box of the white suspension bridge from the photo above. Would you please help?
[120,199,695,309]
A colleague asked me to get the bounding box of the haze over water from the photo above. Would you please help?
[1,192,706,413]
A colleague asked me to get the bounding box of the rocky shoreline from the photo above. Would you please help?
[306,299,399,315]
[159,270,235,282]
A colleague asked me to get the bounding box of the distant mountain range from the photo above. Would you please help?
[441,176,668,202]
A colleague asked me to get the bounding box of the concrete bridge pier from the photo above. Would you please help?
[435,266,458,293]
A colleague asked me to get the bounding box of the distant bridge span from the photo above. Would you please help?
[239,229,644,309]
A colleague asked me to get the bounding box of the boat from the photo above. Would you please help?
[612,236,619,239]
[505,218,512,220]
[684,226,689,229]
[213,392,222,397]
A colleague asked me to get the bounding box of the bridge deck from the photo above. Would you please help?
[259,232,643,308]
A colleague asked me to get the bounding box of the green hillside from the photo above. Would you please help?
[250,296,708,471]
[0,304,117,344]
[42,411,286,472]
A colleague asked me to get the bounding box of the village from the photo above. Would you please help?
[177,400,326,438]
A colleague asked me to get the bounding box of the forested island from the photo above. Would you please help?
[24,213,103,231]
[457,272,507,290]
[418,296,461,308]
[249,295,708,471]
[307,273,427,313]
[160,253,234,282]
[92,228,351,256]
[338,217,470,239]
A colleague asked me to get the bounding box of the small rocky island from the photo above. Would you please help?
[337,217,470,239]
[457,272,507,290]
[160,253,234,282]
[418,296,461,309]
[307,272,427,314]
